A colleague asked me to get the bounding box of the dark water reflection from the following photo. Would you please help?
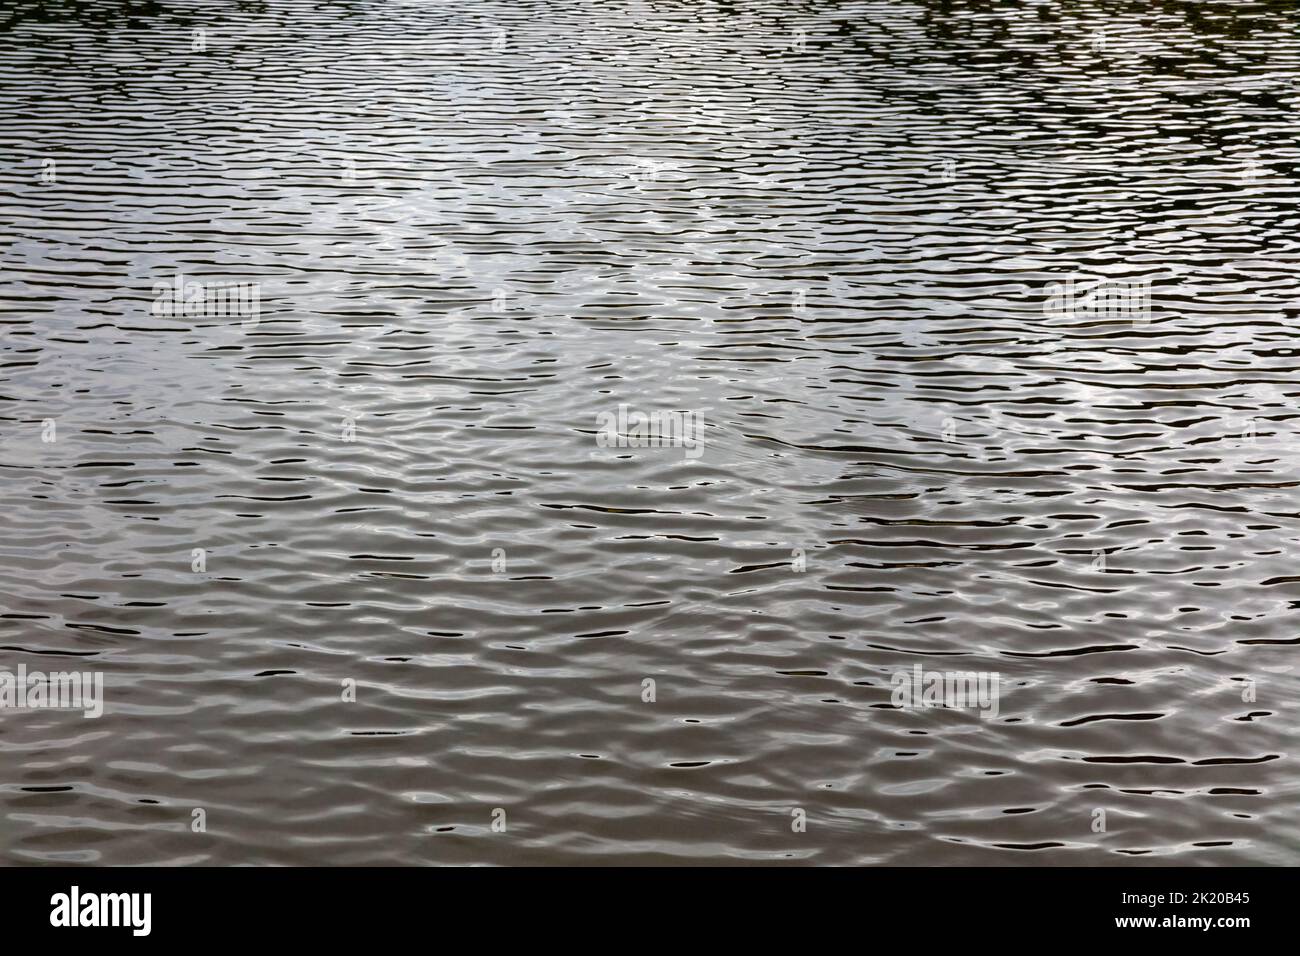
[0,0,1298,864]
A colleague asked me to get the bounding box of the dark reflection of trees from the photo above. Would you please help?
[3,0,166,29]
[0,0,364,30]
[10,0,1300,33]
[903,0,1299,160]
[915,0,1300,45]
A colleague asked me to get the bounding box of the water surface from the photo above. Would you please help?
[1,0,1298,865]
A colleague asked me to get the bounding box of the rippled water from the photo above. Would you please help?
[1,0,1299,865]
